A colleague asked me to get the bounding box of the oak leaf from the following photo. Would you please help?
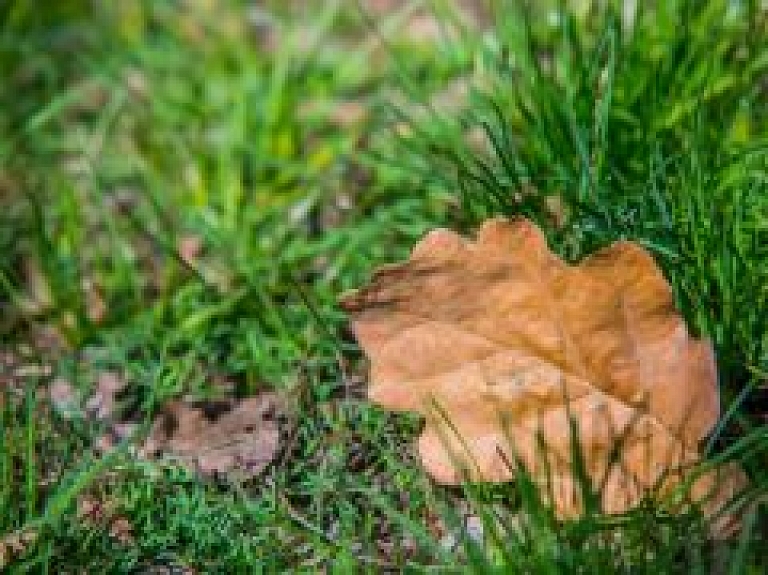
[341,217,746,533]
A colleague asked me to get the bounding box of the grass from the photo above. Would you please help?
[1,0,767,571]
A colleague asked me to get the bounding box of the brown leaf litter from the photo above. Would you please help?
[142,393,281,478]
[45,368,282,481]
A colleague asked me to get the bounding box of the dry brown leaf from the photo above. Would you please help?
[109,517,135,545]
[48,377,80,418]
[177,234,204,266]
[341,217,747,535]
[298,99,368,127]
[19,256,53,315]
[85,371,125,420]
[544,195,568,229]
[143,393,280,478]
[0,528,37,570]
[83,280,107,324]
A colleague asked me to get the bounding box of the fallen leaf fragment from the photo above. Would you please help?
[544,194,568,228]
[0,529,37,570]
[109,517,135,545]
[85,371,125,420]
[341,217,747,536]
[143,393,280,479]
[298,99,368,127]
[82,278,107,324]
[48,377,80,418]
[18,256,53,315]
[177,234,203,266]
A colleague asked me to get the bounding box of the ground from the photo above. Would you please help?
[1,0,767,572]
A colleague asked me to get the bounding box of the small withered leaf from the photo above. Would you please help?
[144,393,280,479]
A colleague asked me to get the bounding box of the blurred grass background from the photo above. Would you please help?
[1,0,767,571]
